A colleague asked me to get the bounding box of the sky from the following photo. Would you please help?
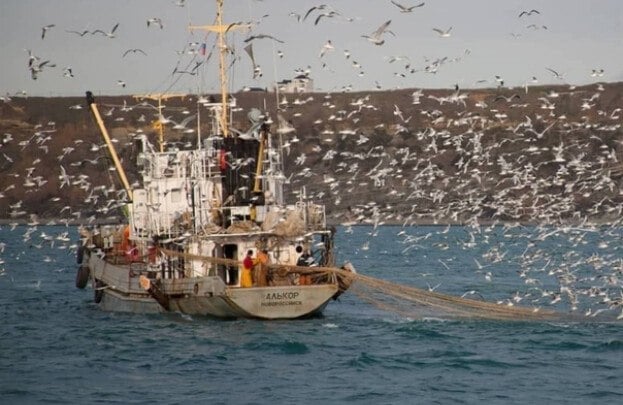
[1,0,623,97]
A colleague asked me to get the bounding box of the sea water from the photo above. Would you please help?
[0,225,621,404]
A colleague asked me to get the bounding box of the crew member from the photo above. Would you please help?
[296,245,314,285]
[255,249,269,287]
[241,250,254,288]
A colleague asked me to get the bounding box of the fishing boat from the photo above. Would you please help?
[75,1,355,319]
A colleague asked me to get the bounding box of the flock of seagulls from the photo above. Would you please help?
[1,2,621,320]
[19,2,598,95]
[272,75,621,319]
[28,14,161,85]
[242,3,576,96]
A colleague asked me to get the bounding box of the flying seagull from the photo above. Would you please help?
[92,23,119,38]
[545,67,564,80]
[319,40,334,58]
[243,34,284,44]
[41,24,55,39]
[590,68,604,77]
[62,67,74,78]
[66,29,90,37]
[362,20,393,45]
[147,18,164,29]
[390,1,425,13]
[123,48,147,57]
[314,11,340,25]
[288,12,302,22]
[303,5,328,22]
[494,94,520,103]
[432,27,452,37]
[29,60,54,80]
[518,9,540,17]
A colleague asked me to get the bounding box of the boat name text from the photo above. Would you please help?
[264,291,300,300]
[261,291,302,307]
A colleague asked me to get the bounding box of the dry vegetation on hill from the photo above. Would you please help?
[1,82,623,225]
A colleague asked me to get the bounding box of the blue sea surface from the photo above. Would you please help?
[0,225,622,404]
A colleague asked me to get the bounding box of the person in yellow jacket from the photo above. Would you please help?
[240,250,255,288]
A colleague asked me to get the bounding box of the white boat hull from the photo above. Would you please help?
[86,251,339,319]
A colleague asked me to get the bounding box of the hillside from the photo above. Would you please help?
[1,82,623,225]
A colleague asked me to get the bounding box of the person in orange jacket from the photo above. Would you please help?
[255,249,269,287]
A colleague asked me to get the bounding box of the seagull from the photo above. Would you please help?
[25,49,39,68]
[319,40,334,58]
[29,60,54,80]
[393,104,411,123]
[169,114,197,131]
[41,24,55,39]
[62,67,74,78]
[474,258,491,271]
[65,29,90,37]
[146,18,164,29]
[244,34,284,44]
[277,114,296,135]
[390,1,425,13]
[494,94,520,102]
[362,20,393,45]
[117,80,126,88]
[518,9,540,17]
[427,281,442,291]
[123,48,147,57]
[590,68,604,77]
[92,23,119,38]
[461,290,485,300]
[526,121,556,139]
[303,5,328,22]
[387,55,410,64]
[545,67,564,80]
[432,27,452,37]
[58,166,71,188]
[314,11,340,26]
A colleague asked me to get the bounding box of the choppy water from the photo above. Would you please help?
[1,224,622,404]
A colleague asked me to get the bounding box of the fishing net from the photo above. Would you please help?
[348,272,560,321]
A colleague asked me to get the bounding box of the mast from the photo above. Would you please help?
[133,93,187,152]
[189,0,250,138]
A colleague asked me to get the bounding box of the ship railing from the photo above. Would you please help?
[132,211,198,240]
[158,247,341,288]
